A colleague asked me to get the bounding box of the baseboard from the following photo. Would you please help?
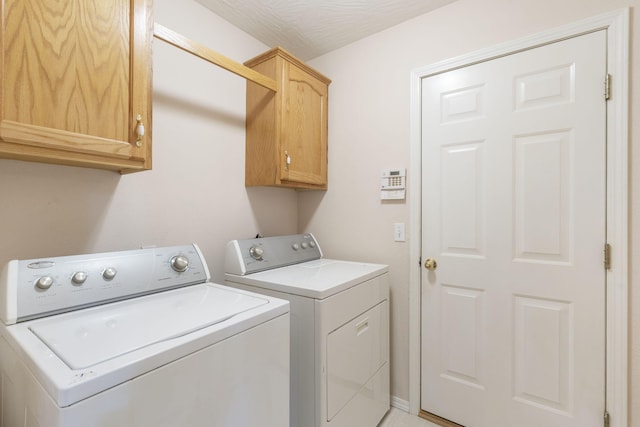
[390,396,410,413]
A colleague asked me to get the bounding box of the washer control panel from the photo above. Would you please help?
[225,234,322,275]
[0,244,210,324]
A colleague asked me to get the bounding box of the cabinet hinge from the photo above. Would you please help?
[604,410,610,427]
[604,243,612,270]
[605,74,612,100]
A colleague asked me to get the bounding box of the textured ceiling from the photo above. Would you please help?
[195,0,457,60]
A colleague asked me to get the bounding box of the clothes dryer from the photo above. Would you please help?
[225,233,390,427]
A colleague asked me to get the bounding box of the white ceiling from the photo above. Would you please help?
[195,0,457,60]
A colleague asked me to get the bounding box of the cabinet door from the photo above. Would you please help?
[0,0,152,172]
[280,62,328,186]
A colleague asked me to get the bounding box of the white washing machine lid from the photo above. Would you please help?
[1,283,289,408]
[29,284,268,369]
[225,259,388,299]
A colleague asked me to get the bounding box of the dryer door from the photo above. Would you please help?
[326,300,388,420]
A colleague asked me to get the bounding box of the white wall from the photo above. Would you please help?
[0,0,298,284]
[301,0,640,420]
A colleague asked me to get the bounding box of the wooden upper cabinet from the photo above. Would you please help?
[0,0,153,173]
[245,47,331,190]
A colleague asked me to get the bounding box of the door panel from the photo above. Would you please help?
[441,142,485,257]
[281,62,328,185]
[513,296,572,413]
[514,131,571,262]
[421,30,606,427]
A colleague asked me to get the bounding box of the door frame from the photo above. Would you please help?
[408,8,629,427]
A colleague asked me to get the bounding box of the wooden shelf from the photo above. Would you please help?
[153,23,277,92]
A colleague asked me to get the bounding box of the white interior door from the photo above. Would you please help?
[420,30,607,427]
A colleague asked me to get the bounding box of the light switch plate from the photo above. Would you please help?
[394,223,406,242]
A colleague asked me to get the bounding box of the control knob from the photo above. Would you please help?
[102,267,117,281]
[35,276,54,290]
[170,255,189,272]
[71,271,88,285]
[249,245,264,260]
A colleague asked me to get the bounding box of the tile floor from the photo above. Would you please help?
[378,407,440,427]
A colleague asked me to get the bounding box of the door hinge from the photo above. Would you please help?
[604,410,610,427]
[605,74,612,100]
[604,243,612,270]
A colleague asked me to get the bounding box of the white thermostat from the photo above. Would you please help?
[380,168,406,200]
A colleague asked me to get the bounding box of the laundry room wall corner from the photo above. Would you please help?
[0,0,298,287]
[301,0,640,420]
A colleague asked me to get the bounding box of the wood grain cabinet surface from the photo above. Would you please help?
[0,0,153,173]
[245,47,331,190]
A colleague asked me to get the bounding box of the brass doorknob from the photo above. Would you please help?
[425,258,437,270]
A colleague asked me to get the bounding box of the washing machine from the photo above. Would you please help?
[0,244,290,427]
[225,233,390,427]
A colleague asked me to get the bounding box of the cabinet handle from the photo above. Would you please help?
[135,114,145,147]
[284,150,291,171]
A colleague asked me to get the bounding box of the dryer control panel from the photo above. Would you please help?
[225,234,323,275]
[0,244,210,324]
